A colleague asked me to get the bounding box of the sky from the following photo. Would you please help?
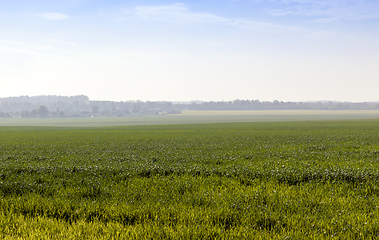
[1,0,379,102]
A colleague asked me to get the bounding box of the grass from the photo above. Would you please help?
[2,110,379,127]
[1,120,379,238]
[180,109,379,115]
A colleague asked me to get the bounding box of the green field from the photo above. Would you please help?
[0,110,379,127]
[2,110,379,127]
[1,119,379,239]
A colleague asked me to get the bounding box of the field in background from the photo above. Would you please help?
[1,110,379,127]
[1,120,379,238]
[181,109,379,115]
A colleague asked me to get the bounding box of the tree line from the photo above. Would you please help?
[1,95,379,118]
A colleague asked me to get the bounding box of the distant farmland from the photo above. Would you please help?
[1,110,379,127]
[180,109,379,116]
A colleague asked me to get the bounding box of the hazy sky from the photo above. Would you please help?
[1,0,379,102]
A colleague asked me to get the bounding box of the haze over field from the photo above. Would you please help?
[1,0,378,102]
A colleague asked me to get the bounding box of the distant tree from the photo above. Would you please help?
[30,109,38,118]
[91,105,99,114]
[101,110,110,117]
[37,105,50,118]
[20,110,30,118]
[58,111,65,118]
[132,102,143,113]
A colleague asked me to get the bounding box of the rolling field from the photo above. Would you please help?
[2,110,379,127]
[1,120,379,238]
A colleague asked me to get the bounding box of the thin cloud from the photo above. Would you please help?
[48,39,78,47]
[0,40,23,46]
[40,12,70,20]
[0,44,47,63]
[0,45,36,55]
[229,19,304,31]
[129,3,301,32]
[267,0,379,22]
[133,3,228,24]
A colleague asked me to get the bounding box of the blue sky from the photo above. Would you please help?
[1,0,379,101]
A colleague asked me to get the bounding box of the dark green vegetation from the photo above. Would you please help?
[1,120,379,239]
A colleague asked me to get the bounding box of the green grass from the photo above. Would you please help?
[1,120,379,239]
[2,110,379,127]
